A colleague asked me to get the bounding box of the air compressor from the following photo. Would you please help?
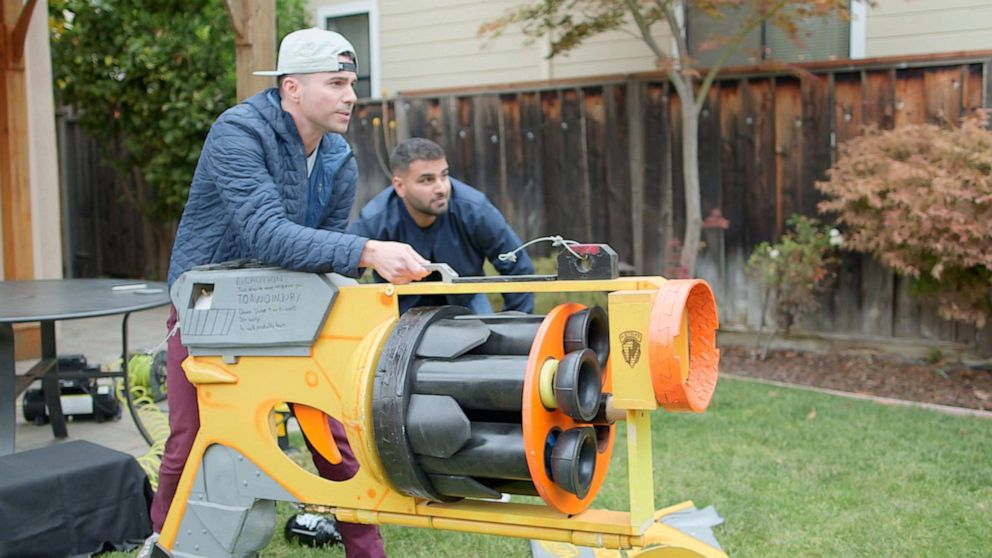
[21,355,121,424]
[151,244,723,557]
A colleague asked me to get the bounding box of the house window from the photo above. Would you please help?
[318,2,379,99]
[687,2,853,66]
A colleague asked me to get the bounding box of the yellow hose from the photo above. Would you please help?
[118,354,171,490]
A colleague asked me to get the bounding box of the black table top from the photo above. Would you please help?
[0,279,171,323]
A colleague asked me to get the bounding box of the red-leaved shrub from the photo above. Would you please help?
[816,112,992,327]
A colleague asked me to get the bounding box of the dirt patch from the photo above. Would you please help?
[719,344,992,411]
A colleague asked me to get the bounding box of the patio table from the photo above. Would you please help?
[0,279,171,454]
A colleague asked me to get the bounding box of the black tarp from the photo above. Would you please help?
[0,440,152,557]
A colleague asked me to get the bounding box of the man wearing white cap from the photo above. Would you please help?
[143,28,417,558]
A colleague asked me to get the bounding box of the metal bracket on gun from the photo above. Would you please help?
[423,262,556,284]
[423,263,460,283]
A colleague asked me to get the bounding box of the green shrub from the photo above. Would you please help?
[816,112,992,327]
[49,0,310,277]
[746,215,841,355]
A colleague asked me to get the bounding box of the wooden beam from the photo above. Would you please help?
[10,0,35,62]
[1,0,35,280]
[224,0,275,101]
[223,0,244,39]
[626,79,645,274]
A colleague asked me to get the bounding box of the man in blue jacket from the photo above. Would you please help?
[349,138,534,314]
[145,28,425,558]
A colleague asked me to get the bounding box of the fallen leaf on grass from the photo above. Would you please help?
[806,408,817,421]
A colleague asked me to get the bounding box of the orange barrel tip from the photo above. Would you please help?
[648,279,720,413]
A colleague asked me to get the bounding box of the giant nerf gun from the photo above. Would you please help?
[154,245,723,557]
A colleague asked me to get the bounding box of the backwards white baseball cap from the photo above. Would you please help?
[254,27,358,76]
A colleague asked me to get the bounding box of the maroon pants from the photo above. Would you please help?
[150,307,386,558]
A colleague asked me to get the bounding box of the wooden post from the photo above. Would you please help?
[626,78,645,274]
[394,96,410,142]
[2,0,41,359]
[224,0,276,101]
[1,0,37,281]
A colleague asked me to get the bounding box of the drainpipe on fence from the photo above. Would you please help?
[395,98,410,143]
[540,34,552,81]
[702,208,730,301]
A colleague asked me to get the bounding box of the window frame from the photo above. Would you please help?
[686,1,865,65]
[316,1,381,99]
[850,0,867,59]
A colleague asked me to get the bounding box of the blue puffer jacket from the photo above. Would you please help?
[167,88,367,287]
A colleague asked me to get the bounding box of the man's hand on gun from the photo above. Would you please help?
[360,239,430,284]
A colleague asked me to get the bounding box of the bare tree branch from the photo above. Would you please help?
[695,0,790,107]
[625,0,667,60]
[658,0,690,68]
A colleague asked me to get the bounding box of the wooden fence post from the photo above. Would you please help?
[0,0,37,281]
[225,0,275,101]
[626,78,645,274]
[395,96,410,142]
[2,0,42,359]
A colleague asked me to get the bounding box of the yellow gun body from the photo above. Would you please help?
[158,272,724,558]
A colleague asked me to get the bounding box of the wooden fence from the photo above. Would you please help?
[344,52,992,354]
[58,51,992,354]
[57,108,148,278]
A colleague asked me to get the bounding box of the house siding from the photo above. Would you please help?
[310,0,672,94]
[865,0,992,57]
[539,28,669,80]
[309,0,992,94]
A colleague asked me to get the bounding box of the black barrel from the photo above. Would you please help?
[412,356,529,412]
[457,314,544,355]
[374,305,611,505]
[549,427,598,499]
[554,349,603,422]
[563,307,610,368]
[417,422,531,481]
[483,479,539,496]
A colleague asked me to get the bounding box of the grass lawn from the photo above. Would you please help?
[120,377,992,557]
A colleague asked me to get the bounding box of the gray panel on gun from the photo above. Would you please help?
[170,265,338,359]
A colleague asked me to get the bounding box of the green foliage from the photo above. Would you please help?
[817,112,992,327]
[276,0,310,43]
[746,215,840,333]
[924,347,944,365]
[49,0,310,227]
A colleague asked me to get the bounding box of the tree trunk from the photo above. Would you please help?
[153,222,174,282]
[676,86,703,278]
[140,220,157,280]
[126,169,173,281]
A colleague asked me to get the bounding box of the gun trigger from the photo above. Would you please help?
[290,403,343,465]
